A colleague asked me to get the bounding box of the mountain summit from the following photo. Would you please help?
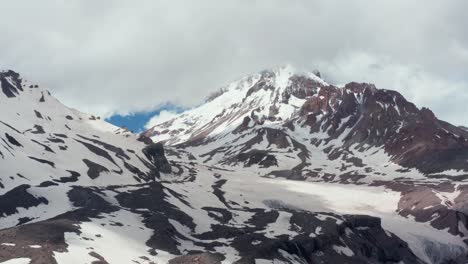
[143,64,328,144]
[144,65,468,175]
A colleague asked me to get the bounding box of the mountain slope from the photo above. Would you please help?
[0,68,467,263]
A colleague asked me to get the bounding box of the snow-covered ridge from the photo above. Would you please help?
[143,65,329,145]
[205,65,328,102]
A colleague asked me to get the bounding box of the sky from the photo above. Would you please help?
[105,104,184,133]
[1,0,468,131]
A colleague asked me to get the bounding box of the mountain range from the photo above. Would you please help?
[1,65,467,264]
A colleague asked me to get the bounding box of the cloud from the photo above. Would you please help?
[0,0,467,125]
[317,52,468,125]
[145,110,180,130]
[319,53,468,125]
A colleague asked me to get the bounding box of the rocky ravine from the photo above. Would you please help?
[0,68,466,264]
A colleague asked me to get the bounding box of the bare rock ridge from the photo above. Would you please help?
[143,142,172,174]
[0,67,467,263]
[0,70,23,98]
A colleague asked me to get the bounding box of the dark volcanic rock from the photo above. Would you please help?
[236,150,278,168]
[82,159,109,179]
[75,139,118,166]
[137,134,154,145]
[5,133,22,147]
[143,142,172,174]
[68,186,115,213]
[0,217,78,264]
[0,70,22,98]
[28,156,55,168]
[88,251,109,264]
[37,181,59,187]
[53,170,80,183]
[31,139,54,153]
[298,82,468,174]
[34,110,43,119]
[77,135,130,160]
[0,120,21,134]
[0,185,48,216]
[31,125,45,134]
[169,253,225,264]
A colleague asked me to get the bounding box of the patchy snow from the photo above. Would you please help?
[263,211,296,239]
[263,179,465,263]
[28,245,41,249]
[0,258,31,264]
[429,169,468,177]
[333,245,354,256]
[54,210,175,264]
[435,185,461,206]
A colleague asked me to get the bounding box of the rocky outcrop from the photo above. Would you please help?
[235,150,278,168]
[296,81,468,174]
[169,253,225,264]
[143,142,172,174]
[0,70,23,98]
[0,185,48,216]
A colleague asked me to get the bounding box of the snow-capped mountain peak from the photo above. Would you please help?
[144,65,468,176]
[142,65,331,145]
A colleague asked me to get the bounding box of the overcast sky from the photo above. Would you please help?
[1,0,467,126]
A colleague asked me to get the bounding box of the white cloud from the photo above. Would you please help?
[317,52,468,125]
[144,110,180,129]
[0,0,467,125]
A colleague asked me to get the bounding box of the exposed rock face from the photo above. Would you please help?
[143,142,172,174]
[297,82,468,175]
[0,185,48,216]
[0,216,79,264]
[67,187,117,213]
[169,253,225,264]
[236,150,278,168]
[137,134,154,145]
[0,70,23,98]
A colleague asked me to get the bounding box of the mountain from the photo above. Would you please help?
[0,67,467,264]
[144,65,468,175]
[143,65,468,263]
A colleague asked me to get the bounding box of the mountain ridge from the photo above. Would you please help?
[144,65,468,175]
[1,68,467,263]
